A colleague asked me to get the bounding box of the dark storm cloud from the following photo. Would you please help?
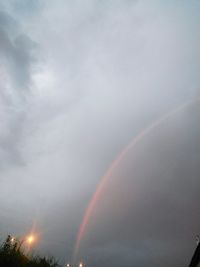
[0,11,36,90]
[11,0,42,16]
[0,9,37,168]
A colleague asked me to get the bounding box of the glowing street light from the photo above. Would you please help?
[26,235,35,245]
[18,234,36,249]
[10,237,15,243]
[66,264,70,267]
[79,262,83,267]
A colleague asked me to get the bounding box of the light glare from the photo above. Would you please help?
[27,235,34,244]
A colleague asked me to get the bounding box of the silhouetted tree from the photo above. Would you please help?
[0,235,60,267]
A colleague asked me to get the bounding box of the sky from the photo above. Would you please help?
[0,0,200,266]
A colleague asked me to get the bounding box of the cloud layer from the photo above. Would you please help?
[0,1,200,266]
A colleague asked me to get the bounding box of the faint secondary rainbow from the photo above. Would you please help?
[73,97,200,260]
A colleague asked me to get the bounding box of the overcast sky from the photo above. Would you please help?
[0,1,200,266]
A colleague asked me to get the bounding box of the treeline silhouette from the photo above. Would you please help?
[0,235,60,267]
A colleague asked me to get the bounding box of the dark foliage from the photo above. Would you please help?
[189,242,200,267]
[0,235,60,267]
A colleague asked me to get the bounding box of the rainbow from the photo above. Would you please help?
[73,97,200,260]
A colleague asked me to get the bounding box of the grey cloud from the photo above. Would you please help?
[11,0,43,15]
[80,103,200,267]
[0,15,36,90]
[0,10,16,32]
[0,10,37,169]
[0,1,200,267]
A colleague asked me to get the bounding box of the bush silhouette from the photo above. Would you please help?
[0,235,60,267]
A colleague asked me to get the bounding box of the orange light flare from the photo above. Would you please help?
[21,233,37,253]
[24,231,40,249]
[26,235,35,245]
[24,220,41,248]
